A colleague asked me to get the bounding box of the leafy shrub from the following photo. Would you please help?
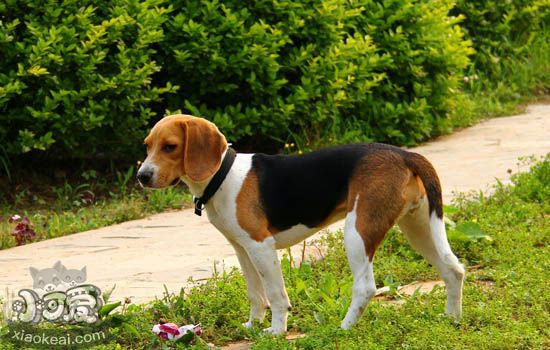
[160,0,473,148]
[10,0,541,161]
[0,0,177,158]
[509,155,550,204]
[452,0,550,86]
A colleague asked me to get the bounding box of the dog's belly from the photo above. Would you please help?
[273,224,319,249]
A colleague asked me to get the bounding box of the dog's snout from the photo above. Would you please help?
[137,168,153,185]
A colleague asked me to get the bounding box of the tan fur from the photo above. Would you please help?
[416,174,427,197]
[347,151,426,261]
[143,115,227,187]
[236,170,274,242]
[182,117,227,182]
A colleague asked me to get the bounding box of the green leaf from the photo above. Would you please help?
[174,331,195,345]
[27,66,49,76]
[443,205,460,214]
[455,221,492,241]
[122,322,140,337]
[99,301,122,317]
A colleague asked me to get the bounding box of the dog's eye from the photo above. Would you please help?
[162,144,177,153]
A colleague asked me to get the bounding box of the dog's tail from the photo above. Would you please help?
[403,152,443,219]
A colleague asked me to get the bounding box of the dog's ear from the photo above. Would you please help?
[182,118,227,182]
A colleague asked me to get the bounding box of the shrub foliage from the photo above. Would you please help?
[0,0,176,158]
[0,0,547,161]
[452,0,549,79]
[163,0,472,148]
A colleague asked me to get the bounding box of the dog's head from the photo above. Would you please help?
[137,114,227,188]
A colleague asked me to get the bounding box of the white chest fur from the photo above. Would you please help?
[205,154,253,242]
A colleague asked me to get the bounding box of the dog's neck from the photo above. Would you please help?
[181,176,210,198]
[181,149,229,198]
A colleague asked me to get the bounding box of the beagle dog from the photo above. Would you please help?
[137,114,465,334]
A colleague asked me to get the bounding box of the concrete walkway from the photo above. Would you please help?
[1,104,548,304]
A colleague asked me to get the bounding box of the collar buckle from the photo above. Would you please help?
[194,197,204,216]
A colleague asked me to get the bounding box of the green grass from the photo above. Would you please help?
[0,173,192,249]
[3,155,546,349]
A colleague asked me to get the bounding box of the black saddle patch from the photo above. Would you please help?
[252,143,405,231]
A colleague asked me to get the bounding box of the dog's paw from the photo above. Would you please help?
[340,321,353,330]
[262,326,285,335]
[242,321,254,329]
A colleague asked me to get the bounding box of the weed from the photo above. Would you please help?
[143,186,192,213]
[7,215,36,246]
[51,182,94,209]
[114,167,136,198]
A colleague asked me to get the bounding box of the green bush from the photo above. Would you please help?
[452,0,550,91]
[160,0,473,148]
[3,0,547,162]
[0,0,177,158]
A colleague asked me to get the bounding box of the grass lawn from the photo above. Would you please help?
[1,155,547,349]
[0,172,192,249]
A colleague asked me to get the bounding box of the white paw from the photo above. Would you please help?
[242,321,254,329]
[340,318,354,330]
[262,326,286,335]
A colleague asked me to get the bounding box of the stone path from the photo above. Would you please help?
[1,104,548,304]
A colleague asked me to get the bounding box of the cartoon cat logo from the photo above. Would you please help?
[12,261,100,324]
[29,261,65,296]
[29,261,87,296]
[62,266,87,289]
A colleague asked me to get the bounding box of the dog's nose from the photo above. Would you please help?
[137,169,153,185]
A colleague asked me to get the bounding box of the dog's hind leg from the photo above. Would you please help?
[341,161,410,329]
[229,240,269,328]
[397,198,465,320]
[341,196,378,330]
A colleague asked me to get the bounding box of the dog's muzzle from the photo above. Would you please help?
[137,167,154,187]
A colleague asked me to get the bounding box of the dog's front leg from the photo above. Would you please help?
[243,237,291,334]
[229,240,270,327]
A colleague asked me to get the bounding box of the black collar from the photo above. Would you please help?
[193,147,237,216]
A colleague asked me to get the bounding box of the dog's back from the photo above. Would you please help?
[251,143,440,231]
